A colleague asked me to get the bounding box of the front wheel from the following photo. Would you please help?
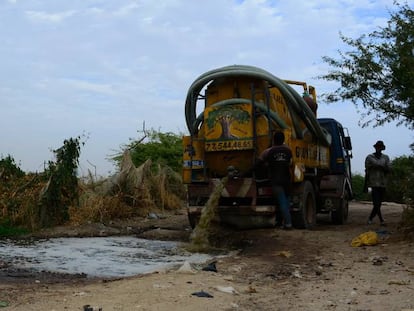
[292,180,316,229]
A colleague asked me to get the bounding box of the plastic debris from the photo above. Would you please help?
[83,305,102,311]
[215,286,239,295]
[388,280,411,286]
[202,261,217,272]
[177,261,196,274]
[292,270,302,278]
[375,228,390,238]
[191,290,214,298]
[147,213,159,219]
[351,231,379,247]
[0,301,9,308]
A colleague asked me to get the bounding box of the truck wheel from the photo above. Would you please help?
[331,193,349,225]
[292,180,316,229]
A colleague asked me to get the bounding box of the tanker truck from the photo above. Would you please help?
[183,65,353,229]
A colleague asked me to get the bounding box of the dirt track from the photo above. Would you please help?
[0,201,413,311]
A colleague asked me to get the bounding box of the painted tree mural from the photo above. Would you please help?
[206,105,250,139]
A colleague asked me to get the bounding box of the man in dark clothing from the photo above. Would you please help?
[365,140,391,226]
[258,131,292,229]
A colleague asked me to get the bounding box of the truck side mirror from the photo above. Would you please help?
[344,136,352,150]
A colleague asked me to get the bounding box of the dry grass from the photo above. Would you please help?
[1,151,185,231]
[0,174,46,231]
[68,153,185,225]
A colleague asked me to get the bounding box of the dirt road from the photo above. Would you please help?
[1,201,413,311]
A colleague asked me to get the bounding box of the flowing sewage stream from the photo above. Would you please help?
[188,177,228,252]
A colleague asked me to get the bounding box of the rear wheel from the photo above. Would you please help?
[331,192,349,225]
[292,181,316,229]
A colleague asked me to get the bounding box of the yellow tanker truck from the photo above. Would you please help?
[183,65,353,229]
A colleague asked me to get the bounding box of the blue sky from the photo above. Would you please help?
[1,0,413,176]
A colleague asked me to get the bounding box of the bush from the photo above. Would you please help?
[0,218,29,237]
[387,155,414,203]
[0,155,25,181]
[39,137,81,227]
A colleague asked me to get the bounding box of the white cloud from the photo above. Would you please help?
[113,2,140,16]
[25,10,76,23]
[60,78,115,96]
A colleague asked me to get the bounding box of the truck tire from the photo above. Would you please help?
[292,180,316,229]
[331,193,349,225]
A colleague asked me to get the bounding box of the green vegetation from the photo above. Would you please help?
[387,155,414,204]
[0,155,25,180]
[39,137,82,227]
[351,173,370,201]
[0,219,28,237]
[113,129,183,173]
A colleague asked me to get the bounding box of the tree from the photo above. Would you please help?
[320,2,414,129]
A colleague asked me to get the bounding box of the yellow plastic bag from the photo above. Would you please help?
[351,231,379,247]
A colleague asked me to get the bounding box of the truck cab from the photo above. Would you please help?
[317,118,353,224]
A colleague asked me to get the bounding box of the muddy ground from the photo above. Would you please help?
[0,201,413,311]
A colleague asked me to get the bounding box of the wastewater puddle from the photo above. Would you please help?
[0,236,213,278]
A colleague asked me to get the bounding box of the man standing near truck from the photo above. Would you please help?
[365,140,391,226]
[258,131,293,229]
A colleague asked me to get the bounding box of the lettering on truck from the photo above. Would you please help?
[295,145,318,160]
[205,139,253,151]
